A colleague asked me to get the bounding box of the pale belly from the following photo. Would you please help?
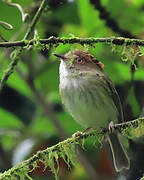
[60,77,118,130]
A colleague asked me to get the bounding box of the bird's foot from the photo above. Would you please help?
[108,121,115,132]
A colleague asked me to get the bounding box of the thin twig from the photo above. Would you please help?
[114,117,144,130]
[0,37,144,48]
[90,0,135,38]
[0,0,48,92]
[0,49,22,91]
[24,0,48,39]
[0,117,143,180]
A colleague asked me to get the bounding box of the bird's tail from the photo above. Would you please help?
[108,133,130,172]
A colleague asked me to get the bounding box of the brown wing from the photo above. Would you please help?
[101,75,124,123]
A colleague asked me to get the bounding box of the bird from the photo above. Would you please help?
[54,49,130,172]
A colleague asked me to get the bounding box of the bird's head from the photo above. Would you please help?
[54,49,104,74]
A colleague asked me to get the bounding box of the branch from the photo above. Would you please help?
[0,37,144,48]
[0,0,48,92]
[0,117,144,180]
[0,49,22,91]
[24,0,48,40]
[90,0,136,38]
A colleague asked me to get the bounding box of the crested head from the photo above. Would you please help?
[54,49,104,71]
[64,49,104,70]
[54,49,105,79]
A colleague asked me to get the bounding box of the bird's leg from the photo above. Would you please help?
[108,121,115,132]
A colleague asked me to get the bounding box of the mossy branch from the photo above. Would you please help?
[0,36,142,91]
[0,36,144,48]
[0,48,22,91]
[0,117,144,180]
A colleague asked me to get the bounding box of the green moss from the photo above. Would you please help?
[25,174,33,180]
[138,46,144,56]
[122,119,144,139]
[59,142,77,168]
[47,150,58,180]
[131,120,144,138]
[10,49,21,60]
[1,118,144,180]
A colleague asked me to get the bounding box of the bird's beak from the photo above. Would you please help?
[53,53,67,60]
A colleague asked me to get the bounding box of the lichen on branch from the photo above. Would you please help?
[1,37,144,48]
[0,117,144,180]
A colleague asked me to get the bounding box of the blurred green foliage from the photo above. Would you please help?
[0,0,144,180]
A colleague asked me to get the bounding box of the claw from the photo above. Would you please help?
[109,121,115,132]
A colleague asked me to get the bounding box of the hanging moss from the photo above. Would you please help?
[109,38,139,69]
[121,118,144,139]
[138,46,144,56]
[0,117,144,180]
[130,120,144,138]
[25,174,33,180]
[47,150,58,180]
[59,142,77,168]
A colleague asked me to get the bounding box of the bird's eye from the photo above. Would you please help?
[76,57,85,64]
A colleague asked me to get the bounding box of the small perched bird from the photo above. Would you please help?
[54,49,130,172]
